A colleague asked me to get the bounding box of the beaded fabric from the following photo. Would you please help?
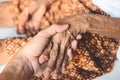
[4,0,120,80]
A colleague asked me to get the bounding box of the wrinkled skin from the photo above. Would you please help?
[40,14,120,79]
[12,0,55,36]
[58,14,120,39]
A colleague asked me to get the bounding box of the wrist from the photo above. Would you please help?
[1,54,34,80]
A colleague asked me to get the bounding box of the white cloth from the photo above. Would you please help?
[0,28,26,39]
[92,0,120,18]
[0,0,7,2]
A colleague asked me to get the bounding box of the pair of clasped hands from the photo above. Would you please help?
[13,0,82,79]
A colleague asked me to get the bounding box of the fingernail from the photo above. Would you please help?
[71,40,77,51]
[76,34,82,40]
[44,68,51,77]
[52,73,58,79]
[67,49,73,60]
[62,24,69,29]
[52,70,58,79]
[69,57,73,61]
[62,67,65,73]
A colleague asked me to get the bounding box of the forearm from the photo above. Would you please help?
[88,14,120,39]
[58,14,120,40]
[0,55,34,80]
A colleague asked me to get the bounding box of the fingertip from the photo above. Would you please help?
[71,40,77,51]
[76,34,82,40]
[17,25,25,34]
[51,70,58,79]
[61,67,65,73]
[26,30,32,36]
[61,61,67,73]
[56,24,69,32]
[67,49,73,61]
[34,26,41,33]
[43,67,51,78]
[39,54,49,64]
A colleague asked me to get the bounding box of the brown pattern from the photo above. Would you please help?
[2,37,32,56]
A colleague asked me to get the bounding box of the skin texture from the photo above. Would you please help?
[0,24,80,80]
[10,0,56,36]
[0,24,69,80]
[0,55,34,80]
[42,14,120,78]
[58,14,120,39]
[2,0,120,38]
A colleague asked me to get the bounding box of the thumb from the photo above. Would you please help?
[38,24,69,38]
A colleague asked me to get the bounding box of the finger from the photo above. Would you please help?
[28,21,40,35]
[61,54,69,73]
[67,49,73,61]
[39,42,52,64]
[17,25,25,34]
[67,34,82,60]
[76,34,82,40]
[26,22,37,35]
[43,43,59,78]
[18,1,38,34]
[31,4,46,28]
[71,34,82,51]
[55,44,66,73]
[51,58,67,79]
[51,70,58,79]
[52,49,65,79]
[53,34,70,78]
[18,8,29,34]
[35,62,47,77]
[26,28,32,36]
[38,24,69,38]
[71,40,78,51]
[32,76,38,80]
[34,25,41,33]
[27,1,38,15]
[39,54,49,64]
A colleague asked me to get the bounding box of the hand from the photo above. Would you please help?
[58,14,90,34]
[43,33,81,79]
[19,23,81,79]
[41,14,90,79]
[33,14,89,79]
[16,0,54,36]
[19,24,69,74]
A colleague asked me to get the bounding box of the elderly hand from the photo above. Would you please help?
[16,0,55,36]
[42,33,81,79]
